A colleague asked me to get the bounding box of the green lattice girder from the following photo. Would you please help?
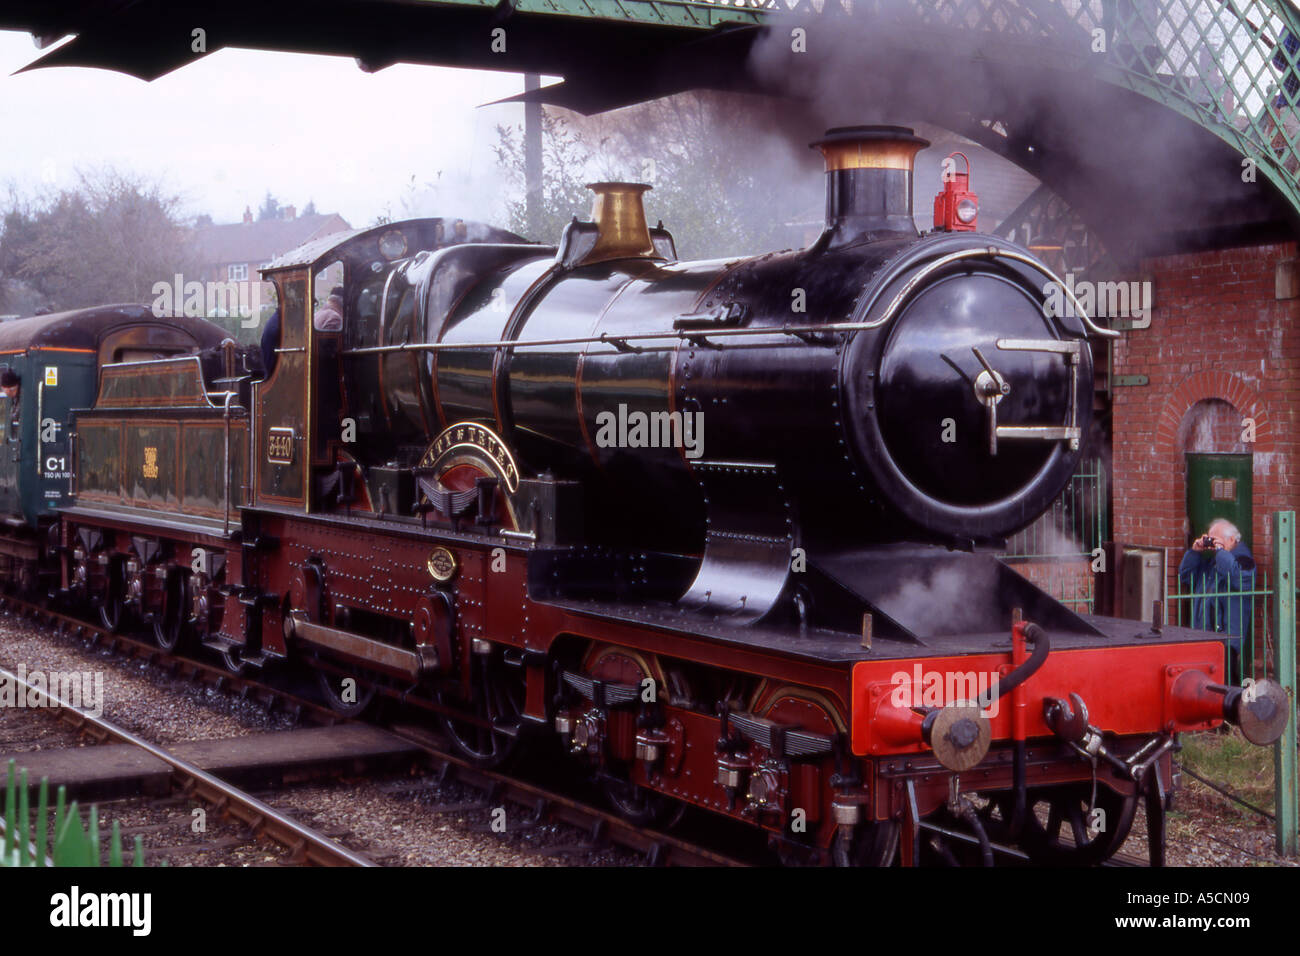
[4,0,1300,219]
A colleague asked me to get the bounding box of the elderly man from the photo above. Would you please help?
[1178,518,1256,682]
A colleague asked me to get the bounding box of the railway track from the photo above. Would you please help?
[0,596,1168,867]
[0,596,754,867]
[0,660,376,866]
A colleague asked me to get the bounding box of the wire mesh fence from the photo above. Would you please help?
[1000,458,1107,562]
[1166,564,1274,683]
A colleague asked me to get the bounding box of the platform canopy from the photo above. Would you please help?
[4,0,1300,255]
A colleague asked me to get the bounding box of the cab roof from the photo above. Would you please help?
[262,217,528,273]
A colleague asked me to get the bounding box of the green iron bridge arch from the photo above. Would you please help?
[4,0,1300,254]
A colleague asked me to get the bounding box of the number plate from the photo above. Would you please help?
[267,427,296,465]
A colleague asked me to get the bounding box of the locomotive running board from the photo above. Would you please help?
[678,461,794,626]
[288,618,440,682]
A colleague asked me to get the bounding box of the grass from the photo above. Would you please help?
[1178,727,1276,819]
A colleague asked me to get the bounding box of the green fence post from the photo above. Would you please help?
[3,760,14,864]
[1275,510,1297,856]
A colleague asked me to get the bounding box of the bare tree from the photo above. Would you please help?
[0,168,198,313]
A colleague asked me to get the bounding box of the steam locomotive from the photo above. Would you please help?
[0,126,1286,866]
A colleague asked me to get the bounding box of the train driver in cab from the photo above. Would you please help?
[313,286,345,332]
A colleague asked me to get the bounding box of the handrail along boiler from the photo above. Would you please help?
[39,126,1288,866]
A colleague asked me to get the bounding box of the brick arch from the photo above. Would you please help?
[1154,372,1273,455]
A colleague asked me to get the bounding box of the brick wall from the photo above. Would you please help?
[1110,241,1300,583]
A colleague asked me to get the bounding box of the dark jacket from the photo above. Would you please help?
[1177,542,1257,637]
[259,308,281,379]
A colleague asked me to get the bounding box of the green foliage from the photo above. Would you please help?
[2,759,145,867]
[494,112,599,244]
[0,169,197,313]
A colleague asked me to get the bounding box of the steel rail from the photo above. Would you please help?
[0,598,342,726]
[0,660,374,867]
[383,723,750,867]
[2,598,753,867]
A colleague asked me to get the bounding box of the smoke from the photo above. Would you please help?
[389,168,508,227]
[554,92,828,255]
[875,558,1002,636]
[741,0,1262,256]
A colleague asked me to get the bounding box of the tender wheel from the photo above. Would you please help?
[440,650,524,768]
[98,556,125,632]
[153,569,189,652]
[316,668,376,717]
[1005,783,1133,866]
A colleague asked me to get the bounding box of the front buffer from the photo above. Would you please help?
[846,621,1288,866]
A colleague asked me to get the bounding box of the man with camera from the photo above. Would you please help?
[1177,519,1256,683]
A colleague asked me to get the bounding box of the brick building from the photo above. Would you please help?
[1109,241,1300,589]
[195,206,351,285]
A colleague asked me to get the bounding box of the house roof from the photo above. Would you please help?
[194,213,351,267]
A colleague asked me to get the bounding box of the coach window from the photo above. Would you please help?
[1,366,16,442]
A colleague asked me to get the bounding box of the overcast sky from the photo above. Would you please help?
[0,31,531,227]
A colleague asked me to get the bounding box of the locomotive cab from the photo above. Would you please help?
[252,218,536,515]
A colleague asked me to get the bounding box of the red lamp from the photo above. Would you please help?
[933,151,979,232]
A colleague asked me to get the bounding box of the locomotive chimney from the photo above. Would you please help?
[811,125,929,249]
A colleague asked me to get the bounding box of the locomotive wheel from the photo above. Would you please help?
[601,778,685,829]
[440,651,525,768]
[832,822,901,867]
[1004,783,1132,866]
[219,645,247,675]
[153,569,190,652]
[98,557,126,632]
[16,560,39,599]
[316,668,376,717]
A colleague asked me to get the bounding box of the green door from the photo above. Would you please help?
[1186,453,1253,547]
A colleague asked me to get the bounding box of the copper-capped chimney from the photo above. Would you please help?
[810,125,929,249]
[559,181,660,267]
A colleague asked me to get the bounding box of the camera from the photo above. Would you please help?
[1198,534,1218,550]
